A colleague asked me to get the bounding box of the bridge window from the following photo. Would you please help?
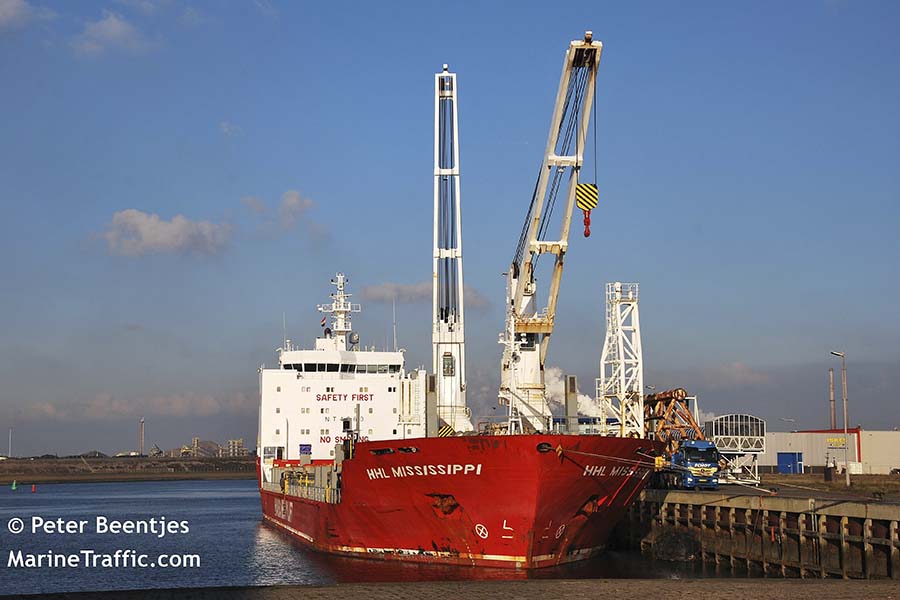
[317,364,326,372]
[327,363,339,372]
[304,363,316,372]
[340,364,350,373]
[366,365,377,374]
[283,365,291,370]
[389,365,400,373]
[378,365,388,374]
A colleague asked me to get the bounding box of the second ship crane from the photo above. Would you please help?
[499,31,603,432]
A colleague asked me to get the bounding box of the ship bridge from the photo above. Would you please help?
[278,349,405,376]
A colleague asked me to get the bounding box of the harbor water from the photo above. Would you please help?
[1,480,731,595]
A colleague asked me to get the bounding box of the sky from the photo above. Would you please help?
[1,0,898,456]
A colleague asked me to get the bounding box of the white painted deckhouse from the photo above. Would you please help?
[258,274,428,476]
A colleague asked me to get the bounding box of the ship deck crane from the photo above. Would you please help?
[499,31,603,432]
[433,65,473,433]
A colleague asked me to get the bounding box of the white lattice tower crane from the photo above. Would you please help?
[499,32,602,432]
[597,282,644,437]
[433,65,472,432]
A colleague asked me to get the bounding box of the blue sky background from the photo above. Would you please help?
[1,0,898,455]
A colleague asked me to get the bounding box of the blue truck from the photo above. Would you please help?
[664,439,720,490]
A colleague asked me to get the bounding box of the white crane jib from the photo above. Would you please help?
[433,65,472,433]
[499,32,602,432]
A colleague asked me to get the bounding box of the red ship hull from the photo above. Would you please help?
[259,434,657,569]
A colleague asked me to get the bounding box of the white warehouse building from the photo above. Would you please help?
[758,428,900,475]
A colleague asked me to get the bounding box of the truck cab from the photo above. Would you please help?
[670,440,720,490]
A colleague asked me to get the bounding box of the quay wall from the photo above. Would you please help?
[614,488,900,579]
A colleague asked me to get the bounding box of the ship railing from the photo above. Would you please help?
[265,480,341,504]
[261,482,281,494]
[287,483,341,504]
[267,466,342,504]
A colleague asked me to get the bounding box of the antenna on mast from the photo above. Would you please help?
[392,298,398,352]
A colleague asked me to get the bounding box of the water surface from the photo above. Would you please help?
[0,480,728,595]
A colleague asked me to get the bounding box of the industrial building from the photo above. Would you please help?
[758,428,900,474]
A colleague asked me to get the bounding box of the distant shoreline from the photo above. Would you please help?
[2,471,256,485]
[0,456,257,486]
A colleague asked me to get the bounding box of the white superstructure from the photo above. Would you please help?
[258,274,427,468]
[433,65,472,433]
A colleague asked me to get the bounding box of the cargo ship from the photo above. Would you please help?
[257,275,658,569]
[257,32,660,569]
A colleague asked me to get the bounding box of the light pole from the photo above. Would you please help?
[830,351,850,487]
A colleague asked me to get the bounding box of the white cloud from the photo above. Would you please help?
[29,391,256,421]
[253,0,277,17]
[544,366,602,417]
[99,209,232,257]
[278,190,314,229]
[698,409,717,425]
[463,286,490,310]
[219,121,241,137]
[179,6,206,26]
[703,361,770,388]
[362,281,431,304]
[71,11,153,56]
[242,190,325,240]
[240,195,266,214]
[0,0,54,31]
[361,281,490,310]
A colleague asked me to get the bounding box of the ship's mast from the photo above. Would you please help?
[499,32,602,432]
[433,65,472,432]
[317,273,360,351]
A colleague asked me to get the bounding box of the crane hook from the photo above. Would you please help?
[582,209,591,237]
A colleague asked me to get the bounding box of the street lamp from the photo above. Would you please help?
[830,351,850,487]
